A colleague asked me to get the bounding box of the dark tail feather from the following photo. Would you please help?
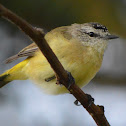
[0,74,10,88]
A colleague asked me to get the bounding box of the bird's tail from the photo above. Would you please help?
[0,59,29,88]
[0,74,11,88]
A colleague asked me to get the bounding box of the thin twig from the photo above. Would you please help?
[0,3,110,126]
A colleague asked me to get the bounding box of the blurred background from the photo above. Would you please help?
[0,0,126,126]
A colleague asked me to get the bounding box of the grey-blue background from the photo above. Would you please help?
[0,1,126,126]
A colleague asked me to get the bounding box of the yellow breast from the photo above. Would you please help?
[25,27,103,95]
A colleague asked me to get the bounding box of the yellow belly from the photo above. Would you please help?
[25,48,102,95]
[25,29,103,95]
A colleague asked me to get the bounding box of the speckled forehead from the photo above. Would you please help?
[90,22,108,31]
[80,23,109,35]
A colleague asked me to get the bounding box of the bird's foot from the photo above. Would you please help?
[86,93,94,107]
[45,76,56,82]
[74,100,81,106]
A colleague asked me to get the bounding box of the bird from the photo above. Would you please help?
[0,22,118,95]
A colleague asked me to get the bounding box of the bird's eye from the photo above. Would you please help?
[88,32,95,37]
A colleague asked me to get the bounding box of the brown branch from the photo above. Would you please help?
[0,4,110,126]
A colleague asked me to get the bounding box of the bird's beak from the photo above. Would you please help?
[105,34,119,40]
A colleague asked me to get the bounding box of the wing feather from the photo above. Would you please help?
[5,43,39,64]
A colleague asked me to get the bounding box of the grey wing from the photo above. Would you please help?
[5,43,39,64]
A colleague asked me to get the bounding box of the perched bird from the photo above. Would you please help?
[0,22,118,95]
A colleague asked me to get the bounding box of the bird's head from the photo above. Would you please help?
[69,22,119,53]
